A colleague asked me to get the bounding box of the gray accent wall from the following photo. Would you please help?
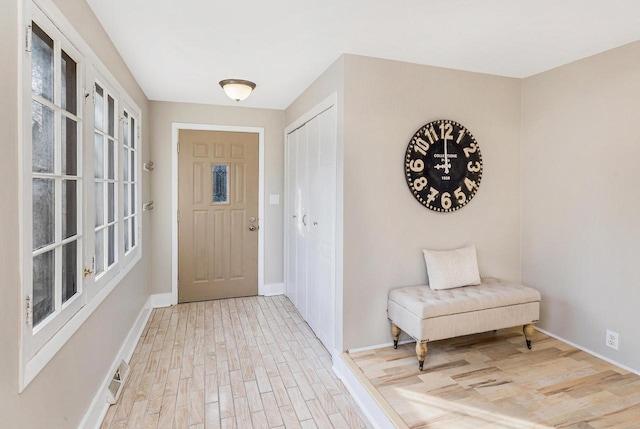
[521,41,640,371]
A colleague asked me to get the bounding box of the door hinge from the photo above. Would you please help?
[25,295,33,327]
[177,142,180,153]
[25,24,32,53]
[177,210,180,222]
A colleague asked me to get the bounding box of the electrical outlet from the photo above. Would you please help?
[606,329,619,350]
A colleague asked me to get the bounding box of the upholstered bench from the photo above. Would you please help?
[387,278,541,370]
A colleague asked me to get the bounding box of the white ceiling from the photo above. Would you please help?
[86,0,640,110]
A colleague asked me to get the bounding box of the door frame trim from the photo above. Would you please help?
[171,123,265,304]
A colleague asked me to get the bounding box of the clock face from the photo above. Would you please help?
[405,119,482,212]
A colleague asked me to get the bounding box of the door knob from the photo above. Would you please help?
[83,268,93,278]
[249,224,257,231]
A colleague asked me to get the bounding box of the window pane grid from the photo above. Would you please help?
[94,82,119,277]
[122,111,138,253]
[30,20,82,328]
[32,234,80,256]
[24,11,143,371]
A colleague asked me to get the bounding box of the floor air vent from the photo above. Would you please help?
[106,360,130,404]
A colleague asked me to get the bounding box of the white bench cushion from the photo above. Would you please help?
[387,278,540,342]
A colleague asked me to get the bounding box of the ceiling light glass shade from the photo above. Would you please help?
[219,79,256,102]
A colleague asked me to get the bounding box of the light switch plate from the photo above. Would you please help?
[269,194,280,205]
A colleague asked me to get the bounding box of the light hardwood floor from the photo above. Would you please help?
[349,328,640,429]
[100,295,369,429]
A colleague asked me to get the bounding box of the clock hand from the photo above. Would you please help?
[442,137,451,174]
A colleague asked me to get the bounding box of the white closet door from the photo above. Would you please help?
[295,124,309,319]
[285,104,337,353]
[305,115,321,336]
[315,109,336,350]
[286,131,298,307]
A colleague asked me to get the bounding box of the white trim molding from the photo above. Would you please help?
[79,296,154,429]
[332,352,403,429]
[348,338,414,354]
[149,293,173,309]
[260,282,285,296]
[535,327,640,376]
[171,123,265,305]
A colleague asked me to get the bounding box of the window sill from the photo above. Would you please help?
[20,251,142,392]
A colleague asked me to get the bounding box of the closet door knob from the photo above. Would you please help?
[302,214,307,226]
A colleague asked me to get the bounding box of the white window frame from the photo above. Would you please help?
[122,107,140,258]
[19,0,143,392]
[92,77,120,288]
[22,8,86,362]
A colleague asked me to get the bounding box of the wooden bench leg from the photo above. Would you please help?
[416,341,428,371]
[390,323,401,349]
[523,324,535,350]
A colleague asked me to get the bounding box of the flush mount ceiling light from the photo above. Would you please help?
[219,79,256,102]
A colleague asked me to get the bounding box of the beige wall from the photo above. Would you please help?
[148,102,285,294]
[341,55,522,349]
[521,41,640,370]
[285,55,521,350]
[0,0,150,427]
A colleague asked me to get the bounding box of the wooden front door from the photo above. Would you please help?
[178,130,259,302]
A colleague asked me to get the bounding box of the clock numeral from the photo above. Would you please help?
[456,129,466,144]
[425,187,439,205]
[464,177,478,192]
[467,161,481,173]
[409,158,424,173]
[425,126,438,144]
[413,177,427,191]
[454,187,466,204]
[439,123,453,141]
[441,192,452,210]
[463,142,478,158]
[413,138,429,156]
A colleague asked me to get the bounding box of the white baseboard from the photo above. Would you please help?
[348,338,414,353]
[332,353,401,429]
[149,292,174,308]
[535,327,640,376]
[79,296,154,429]
[259,282,285,296]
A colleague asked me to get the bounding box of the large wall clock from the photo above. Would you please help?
[405,119,482,212]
